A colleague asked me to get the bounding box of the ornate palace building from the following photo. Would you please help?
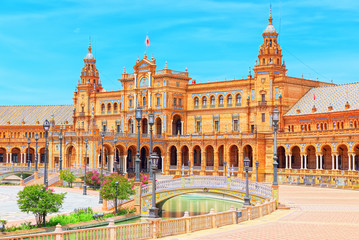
[0,13,357,184]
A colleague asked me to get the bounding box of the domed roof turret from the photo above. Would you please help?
[84,41,95,60]
[263,12,276,34]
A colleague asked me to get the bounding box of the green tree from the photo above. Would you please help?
[100,173,134,201]
[17,184,66,227]
[59,169,76,187]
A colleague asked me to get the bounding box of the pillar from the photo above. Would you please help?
[177,151,182,176]
[332,154,335,170]
[315,155,319,170]
[123,155,127,173]
[335,154,339,170]
[285,154,288,169]
[348,154,352,171]
[352,154,356,171]
[320,155,323,170]
[300,154,303,169]
[213,149,219,176]
[165,151,170,174]
[304,155,308,169]
[289,154,292,169]
[189,149,194,170]
[161,156,164,173]
[201,149,206,175]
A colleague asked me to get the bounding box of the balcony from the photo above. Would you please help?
[78,112,85,117]
[258,101,267,106]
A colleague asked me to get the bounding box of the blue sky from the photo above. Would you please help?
[0,0,358,105]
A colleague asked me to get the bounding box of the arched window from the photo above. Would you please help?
[227,95,232,106]
[194,97,199,108]
[262,58,265,65]
[114,103,118,112]
[107,103,111,114]
[210,96,215,106]
[219,95,224,106]
[143,97,146,106]
[202,97,207,108]
[236,94,241,106]
[101,104,105,113]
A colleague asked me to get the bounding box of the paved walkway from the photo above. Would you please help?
[161,185,359,240]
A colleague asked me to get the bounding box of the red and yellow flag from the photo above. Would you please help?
[145,34,150,47]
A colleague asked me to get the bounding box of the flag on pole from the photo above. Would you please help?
[145,34,150,47]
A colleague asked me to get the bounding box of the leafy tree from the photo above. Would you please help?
[17,184,66,227]
[100,173,134,201]
[59,170,76,187]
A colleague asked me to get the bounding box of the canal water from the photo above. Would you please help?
[116,193,243,225]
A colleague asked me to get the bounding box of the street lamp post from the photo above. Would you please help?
[99,131,105,204]
[244,157,251,206]
[113,136,117,173]
[115,181,119,213]
[59,133,63,171]
[34,133,39,171]
[149,152,159,218]
[83,139,88,195]
[255,160,259,182]
[148,110,154,181]
[272,105,279,186]
[27,137,31,169]
[43,120,50,188]
[135,106,142,183]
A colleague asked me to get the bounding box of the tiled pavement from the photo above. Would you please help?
[161,185,359,240]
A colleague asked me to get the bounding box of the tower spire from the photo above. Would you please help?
[88,37,92,53]
[269,4,273,25]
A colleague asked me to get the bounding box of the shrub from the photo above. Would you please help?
[140,174,149,184]
[86,170,101,188]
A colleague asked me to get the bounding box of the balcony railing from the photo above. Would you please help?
[258,101,267,106]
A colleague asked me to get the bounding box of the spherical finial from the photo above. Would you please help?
[164,61,168,69]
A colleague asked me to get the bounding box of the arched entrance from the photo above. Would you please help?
[181,146,189,166]
[337,144,348,170]
[127,146,136,172]
[218,145,224,167]
[170,146,177,167]
[66,146,76,168]
[291,146,301,169]
[322,145,332,170]
[277,146,285,168]
[172,115,182,135]
[25,148,35,164]
[193,145,201,169]
[153,147,162,170]
[306,145,316,169]
[205,146,214,168]
[229,145,239,167]
[115,145,125,172]
[11,148,21,163]
[0,148,6,163]
[155,117,162,135]
[140,146,149,172]
[39,148,45,165]
[243,145,253,168]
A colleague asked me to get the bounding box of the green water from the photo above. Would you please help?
[116,193,243,225]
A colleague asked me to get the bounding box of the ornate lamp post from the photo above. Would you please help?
[34,133,39,171]
[83,138,88,195]
[113,136,117,173]
[99,131,105,204]
[135,106,142,183]
[272,105,279,186]
[255,160,259,182]
[115,181,119,213]
[59,132,63,171]
[43,120,50,187]
[148,110,154,181]
[27,137,31,169]
[149,152,159,218]
[244,156,251,206]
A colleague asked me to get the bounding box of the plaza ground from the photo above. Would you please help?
[0,186,101,226]
[161,185,359,240]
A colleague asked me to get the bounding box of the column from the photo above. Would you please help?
[213,149,219,176]
[201,149,206,175]
[320,155,323,170]
[300,154,303,169]
[181,121,184,135]
[165,151,170,174]
[189,150,194,169]
[335,154,339,170]
[20,153,23,164]
[315,155,319,170]
[304,155,308,169]
[289,154,292,169]
[332,154,335,170]
[123,155,127,173]
[348,154,352,171]
[98,154,101,168]
[6,153,9,163]
[352,154,356,171]
[161,156,164,173]
[177,151,182,175]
